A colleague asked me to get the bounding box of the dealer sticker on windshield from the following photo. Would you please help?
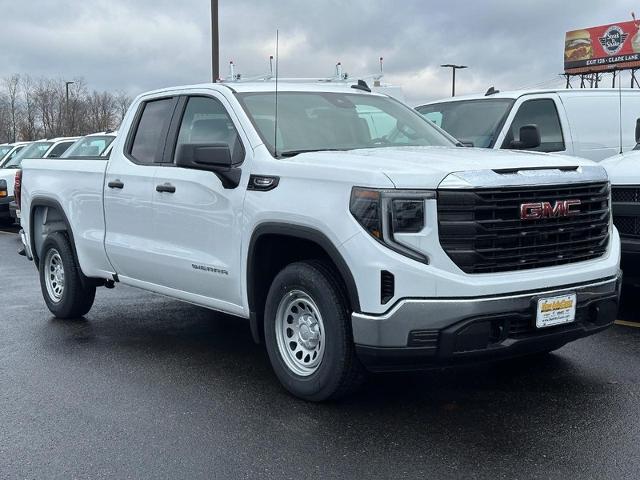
[536,293,577,328]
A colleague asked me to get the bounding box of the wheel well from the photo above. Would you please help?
[247,229,360,343]
[31,204,71,266]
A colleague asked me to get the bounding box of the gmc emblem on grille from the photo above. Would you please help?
[520,200,581,220]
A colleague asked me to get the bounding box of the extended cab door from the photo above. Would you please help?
[103,96,179,283]
[151,94,249,310]
[497,94,574,156]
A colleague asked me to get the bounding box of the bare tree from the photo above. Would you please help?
[0,94,11,143]
[86,90,116,133]
[1,73,132,141]
[3,74,21,142]
[19,75,40,140]
[114,90,132,127]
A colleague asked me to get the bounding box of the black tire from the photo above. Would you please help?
[264,259,365,401]
[39,232,96,319]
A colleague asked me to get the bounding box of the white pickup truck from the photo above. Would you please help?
[602,152,640,285]
[19,81,621,400]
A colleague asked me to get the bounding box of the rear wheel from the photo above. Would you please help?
[39,232,96,319]
[264,260,365,401]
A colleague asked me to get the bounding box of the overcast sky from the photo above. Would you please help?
[1,0,638,104]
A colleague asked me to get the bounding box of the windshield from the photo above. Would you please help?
[3,141,53,168]
[237,91,455,157]
[416,99,514,148]
[62,135,115,158]
[0,146,12,160]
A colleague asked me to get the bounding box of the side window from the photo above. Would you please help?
[47,141,73,158]
[130,98,176,164]
[174,96,244,164]
[502,99,565,152]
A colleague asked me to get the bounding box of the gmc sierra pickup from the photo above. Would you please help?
[20,81,621,401]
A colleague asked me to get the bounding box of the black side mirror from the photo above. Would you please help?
[635,118,640,144]
[175,143,241,189]
[510,124,541,150]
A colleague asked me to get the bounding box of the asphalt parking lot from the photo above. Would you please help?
[1,226,640,479]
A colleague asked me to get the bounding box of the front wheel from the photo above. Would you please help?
[39,232,96,319]
[264,260,365,401]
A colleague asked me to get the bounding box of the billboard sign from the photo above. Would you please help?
[564,20,640,73]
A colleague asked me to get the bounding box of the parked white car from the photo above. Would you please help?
[602,152,640,285]
[0,137,78,224]
[417,88,640,161]
[0,142,31,167]
[61,131,117,158]
[19,82,621,400]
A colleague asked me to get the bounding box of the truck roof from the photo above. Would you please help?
[139,81,389,98]
[421,88,640,105]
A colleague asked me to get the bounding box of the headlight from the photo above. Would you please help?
[350,187,434,262]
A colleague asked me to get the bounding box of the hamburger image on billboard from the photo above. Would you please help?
[564,20,640,73]
[565,29,593,61]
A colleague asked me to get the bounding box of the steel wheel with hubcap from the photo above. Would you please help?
[44,248,65,302]
[264,260,365,401]
[38,232,96,319]
[275,290,325,376]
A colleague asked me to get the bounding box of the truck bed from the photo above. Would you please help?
[21,158,113,278]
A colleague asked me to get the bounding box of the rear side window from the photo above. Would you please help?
[502,99,565,152]
[174,96,244,164]
[130,98,176,164]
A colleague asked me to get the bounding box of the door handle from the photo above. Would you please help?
[156,183,176,193]
[108,180,124,189]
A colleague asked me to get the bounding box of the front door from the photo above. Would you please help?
[499,96,570,154]
[152,94,249,309]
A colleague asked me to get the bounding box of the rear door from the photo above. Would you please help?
[104,96,178,283]
[151,93,249,308]
[498,94,573,155]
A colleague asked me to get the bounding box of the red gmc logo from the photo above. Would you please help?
[520,200,581,220]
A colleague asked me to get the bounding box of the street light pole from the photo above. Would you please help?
[440,64,468,97]
[65,81,75,135]
[211,0,219,82]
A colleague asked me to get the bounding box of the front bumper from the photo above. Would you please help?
[353,274,621,372]
[620,237,640,285]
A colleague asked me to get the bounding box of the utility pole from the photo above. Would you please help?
[65,81,75,135]
[211,0,219,82]
[441,64,468,97]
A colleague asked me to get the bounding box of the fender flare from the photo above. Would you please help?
[29,197,79,268]
[246,222,361,342]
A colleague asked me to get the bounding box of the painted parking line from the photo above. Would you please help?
[615,320,640,328]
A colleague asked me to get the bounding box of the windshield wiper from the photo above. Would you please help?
[278,148,345,158]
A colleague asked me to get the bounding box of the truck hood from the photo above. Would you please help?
[601,152,640,185]
[288,146,600,188]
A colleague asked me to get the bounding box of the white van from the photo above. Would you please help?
[416,89,640,161]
